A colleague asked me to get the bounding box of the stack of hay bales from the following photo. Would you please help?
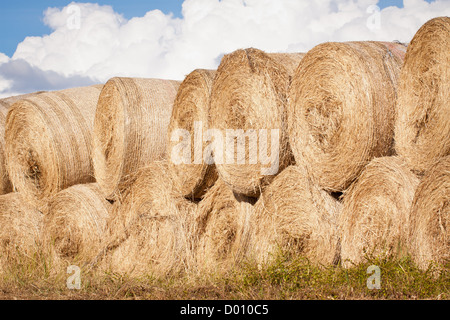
[0,17,449,280]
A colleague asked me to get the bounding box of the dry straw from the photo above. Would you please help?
[45,183,112,264]
[209,48,305,197]
[0,92,45,195]
[99,161,198,277]
[409,155,450,271]
[245,165,342,267]
[167,69,218,200]
[395,17,450,174]
[195,178,256,274]
[338,156,419,267]
[288,41,406,192]
[0,192,43,271]
[92,77,181,201]
[5,85,103,210]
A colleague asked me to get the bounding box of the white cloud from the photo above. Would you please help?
[1,0,449,97]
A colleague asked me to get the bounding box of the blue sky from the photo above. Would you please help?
[0,0,432,57]
[0,0,183,57]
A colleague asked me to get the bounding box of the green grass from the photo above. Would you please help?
[0,248,448,300]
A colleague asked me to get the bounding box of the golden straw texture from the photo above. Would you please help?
[409,155,450,270]
[0,92,45,195]
[92,78,181,201]
[209,48,305,197]
[338,157,419,267]
[5,85,103,210]
[195,178,256,274]
[288,41,406,192]
[167,69,218,200]
[395,17,450,174]
[0,192,43,271]
[246,165,342,267]
[45,183,112,263]
[99,162,198,277]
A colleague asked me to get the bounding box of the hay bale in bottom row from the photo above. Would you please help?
[195,179,256,274]
[100,162,198,277]
[409,155,450,270]
[0,193,43,271]
[338,156,420,267]
[245,165,342,267]
[44,183,113,264]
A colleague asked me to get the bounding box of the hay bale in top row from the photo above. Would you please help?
[209,48,305,197]
[0,93,46,195]
[288,41,406,192]
[5,85,103,210]
[395,17,450,174]
[338,156,420,267]
[92,78,181,201]
[167,69,218,200]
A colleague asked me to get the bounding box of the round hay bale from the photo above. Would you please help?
[338,156,420,267]
[44,183,112,263]
[246,165,342,267]
[409,155,450,270]
[100,161,198,277]
[0,192,43,270]
[92,77,181,201]
[288,41,406,192]
[195,178,256,273]
[167,69,218,200]
[0,92,46,195]
[5,85,103,210]
[395,17,450,174]
[209,48,305,197]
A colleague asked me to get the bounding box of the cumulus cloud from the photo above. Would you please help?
[1,0,449,97]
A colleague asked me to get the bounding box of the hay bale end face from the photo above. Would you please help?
[92,77,181,201]
[0,91,46,195]
[45,183,112,263]
[0,92,46,195]
[339,157,419,267]
[409,155,450,271]
[0,193,43,270]
[288,41,405,192]
[195,178,256,273]
[209,48,304,197]
[247,165,342,267]
[167,69,218,200]
[395,17,450,174]
[101,162,198,277]
[5,86,103,210]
